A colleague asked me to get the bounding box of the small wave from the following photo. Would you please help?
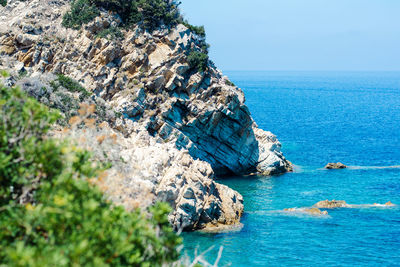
[291,164,304,173]
[278,207,330,218]
[300,190,320,196]
[348,203,397,209]
[347,165,400,170]
[315,165,400,171]
[199,223,244,234]
[314,200,396,209]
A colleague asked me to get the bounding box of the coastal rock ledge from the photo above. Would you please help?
[0,0,291,230]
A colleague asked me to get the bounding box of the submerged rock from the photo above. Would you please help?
[284,207,328,216]
[199,223,244,234]
[283,201,396,219]
[385,201,395,206]
[307,207,329,215]
[325,162,347,169]
[372,201,396,207]
[314,199,349,208]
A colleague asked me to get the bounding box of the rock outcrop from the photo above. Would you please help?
[314,200,349,208]
[62,121,244,231]
[325,162,347,169]
[0,0,291,230]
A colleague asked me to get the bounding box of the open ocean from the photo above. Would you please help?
[182,71,400,266]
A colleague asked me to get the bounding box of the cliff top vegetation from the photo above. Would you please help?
[63,0,197,33]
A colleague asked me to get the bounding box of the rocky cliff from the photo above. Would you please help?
[0,0,291,231]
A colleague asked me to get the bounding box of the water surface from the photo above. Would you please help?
[182,71,400,266]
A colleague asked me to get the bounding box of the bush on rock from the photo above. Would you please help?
[62,0,100,30]
[187,51,209,73]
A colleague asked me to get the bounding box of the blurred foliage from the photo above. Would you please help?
[0,70,9,78]
[0,85,182,266]
[0,0,6,7]
[0,85,61,206]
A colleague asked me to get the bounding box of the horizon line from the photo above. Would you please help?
[222,69,400,72]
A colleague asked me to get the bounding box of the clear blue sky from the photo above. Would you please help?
[180,0,400,71]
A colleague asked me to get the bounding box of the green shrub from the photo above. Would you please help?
[96,26,124,40]
[63,0,181,31]
[182,21,206,38]
[0,0,6,7]
[90,0,141,25]
[187,51,209,73]
[18,69,28,79]
[51,74,91,100]
[0,86,61,206]
[225,80,235,87]
[0,69,9,78]
[0,180,181,266]
[62,0,99,30]
[0,85,182,266]
[138,0,180,31]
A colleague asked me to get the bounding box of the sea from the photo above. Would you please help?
[181,71,400,266]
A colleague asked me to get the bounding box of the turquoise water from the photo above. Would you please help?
[182,71,400,266]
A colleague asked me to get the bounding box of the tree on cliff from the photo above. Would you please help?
[63,0,182,31]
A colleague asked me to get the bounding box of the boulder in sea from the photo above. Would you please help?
[307,208,329,215]
[325,162,347,169]
[314,199,349,208]
[385,201,395,206]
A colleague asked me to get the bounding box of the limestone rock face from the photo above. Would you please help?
[0,0,291,230]
[0,0,291,176]
[254,127,293,175]
[54,117,244,231]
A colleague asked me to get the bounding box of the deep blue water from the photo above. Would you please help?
[182,71,400,266]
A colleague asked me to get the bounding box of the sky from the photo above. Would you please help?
[180,0,400,71]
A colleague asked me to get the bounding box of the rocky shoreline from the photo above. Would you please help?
[0,0,291,231]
